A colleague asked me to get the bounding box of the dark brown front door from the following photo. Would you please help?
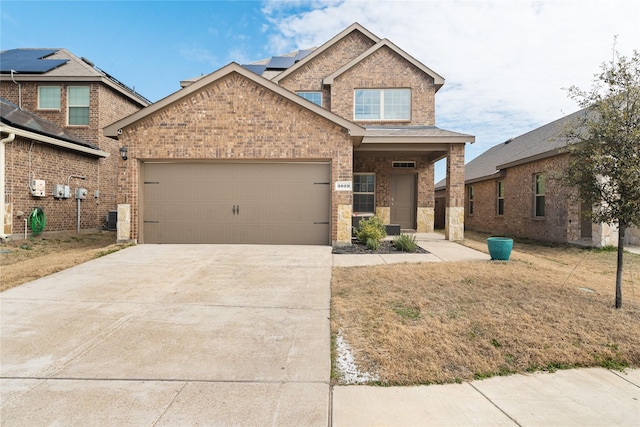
[390,174,416,229]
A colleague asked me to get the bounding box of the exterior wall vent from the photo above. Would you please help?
[392,161,416,168]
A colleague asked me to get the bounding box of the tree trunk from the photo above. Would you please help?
[615,223,626,309]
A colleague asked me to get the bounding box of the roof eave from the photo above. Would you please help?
[496,148,564,170]
[1,124,110,158]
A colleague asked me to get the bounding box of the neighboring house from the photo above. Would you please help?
[436,109,639,247]
[0,48,150,238]
[104,23,475,245]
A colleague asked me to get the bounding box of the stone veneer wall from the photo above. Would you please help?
[117,72,354,244]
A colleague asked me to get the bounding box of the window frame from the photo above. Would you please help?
[468,186,474,215]
[296,91,323,107]
[38,86,61,110]
[496,181,505,216]
[534,174,546,217]
[67,86,90,126]
[353,173,376,214]
[354,88,411,121]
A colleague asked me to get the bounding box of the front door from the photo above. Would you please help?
[390,174,416,230]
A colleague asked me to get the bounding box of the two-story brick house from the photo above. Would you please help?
[0,48,150,238]
[104,23,474,245]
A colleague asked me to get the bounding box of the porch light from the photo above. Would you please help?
[119,146,128,161]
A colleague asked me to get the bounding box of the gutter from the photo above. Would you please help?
[0,132,16,240]
[0,125,110,158]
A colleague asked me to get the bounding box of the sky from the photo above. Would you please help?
[2,0,639,182]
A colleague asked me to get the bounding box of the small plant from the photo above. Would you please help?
[393,233,417,252]
[366,237,380,251]
[355,216,386,247]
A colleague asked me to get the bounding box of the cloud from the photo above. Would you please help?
[178,45,218,67]
[262,0,640,174]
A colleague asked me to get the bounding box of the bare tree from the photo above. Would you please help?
[564,48,640,309]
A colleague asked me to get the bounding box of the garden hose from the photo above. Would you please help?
[29,207,46,235]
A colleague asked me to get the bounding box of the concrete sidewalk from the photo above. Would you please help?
[333,232,491,267]
[332,367,640,426]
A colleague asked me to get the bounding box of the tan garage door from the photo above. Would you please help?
[142,162,331,245]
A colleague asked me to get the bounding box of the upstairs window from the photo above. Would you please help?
[354,88,410,120]
[38,86,60,109]
[353,173,375,213]
[297,91,322,106]
[497,181,505,216]
[534,174,546,217]
[68,86,90,126]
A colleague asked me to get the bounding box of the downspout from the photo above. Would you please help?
[0,132,16,241]
[10,70,22,110]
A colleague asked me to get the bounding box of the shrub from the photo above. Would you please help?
[355,216,387,246]
[366,237,380,251]
[393,233,418,252]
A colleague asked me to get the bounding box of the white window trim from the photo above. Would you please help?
[37,86,61,110]
[497,181,505,216]
[67,86,90,126]
[354,88,411,121]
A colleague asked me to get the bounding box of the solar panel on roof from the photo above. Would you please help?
[266,56,296,70]
[294,49,314,62]
[0,49,69,74]
[241,64,267,76]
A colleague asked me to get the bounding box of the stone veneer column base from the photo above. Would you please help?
[116,204,134,243]
[417,207,434,233]
[376,207,390,224]
[445,206,464,241]
[336,204,353,245]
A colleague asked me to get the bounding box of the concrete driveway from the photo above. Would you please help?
[1,245,332,426]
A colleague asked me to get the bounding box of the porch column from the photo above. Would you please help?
[445,143,465,240]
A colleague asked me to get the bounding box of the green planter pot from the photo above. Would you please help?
[487,237,513,261]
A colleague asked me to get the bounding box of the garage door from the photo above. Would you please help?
[142,162,331,245]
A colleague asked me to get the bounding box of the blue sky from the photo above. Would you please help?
[2,0,639,181]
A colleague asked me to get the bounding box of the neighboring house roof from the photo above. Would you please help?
[323,39,445,92]
[435,108,587,190]
[104,62,366,140]
[0,48,151,106]
[0,97,109,157]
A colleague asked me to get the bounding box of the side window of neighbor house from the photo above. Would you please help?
[297,91,322,106]
[534,174,546,217]
[38,86,60,110]
[68,86,90,126]
[497,181,505,216]
[354,89,410,120]
[353,173,375,213]
[468,186,474,215]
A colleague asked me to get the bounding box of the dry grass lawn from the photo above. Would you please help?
[0,232,123,291]
[331,231,640,385]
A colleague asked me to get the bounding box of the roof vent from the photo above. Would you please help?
[81,57,94,67]
[504,138,514,144]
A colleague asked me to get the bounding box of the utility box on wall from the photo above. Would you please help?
[31,179,46,197]
[75,188,88,200]
[53,184,71,199]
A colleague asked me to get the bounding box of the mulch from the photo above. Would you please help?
[332,239,429,254]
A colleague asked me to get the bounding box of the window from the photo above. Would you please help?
[534,174,546,217]
[297,91,322,106]
[68,86,90,125]
[38,86,60,109]
[468,186,474,215]
[497,181,505,216]
[354,88,410,120]
[353,173,375,213]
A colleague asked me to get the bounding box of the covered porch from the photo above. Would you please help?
[352,126,474,241]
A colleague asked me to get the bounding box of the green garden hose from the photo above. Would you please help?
[29,207,46,235]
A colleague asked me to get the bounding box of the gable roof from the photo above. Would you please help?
[104,62,366,140]
[270,23,381,84]
[323,39,445,91]
[463,108,588,184]
[0,97,109,157]
[0,48,150,106]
